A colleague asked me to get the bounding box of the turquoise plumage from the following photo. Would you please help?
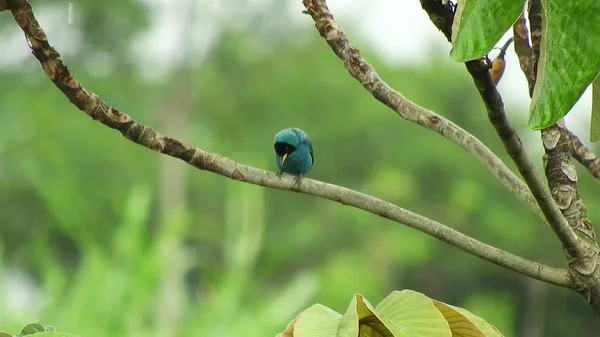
[273,128,314,176]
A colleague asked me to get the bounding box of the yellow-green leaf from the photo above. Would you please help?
[375,290,452,337]
[338,294,393,337]
[450,305,504,337]
[432,300,486,337]
[292,304,343,337]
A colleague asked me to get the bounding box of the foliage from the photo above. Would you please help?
[1,0,600,336]
[0,322,65,337]
[278,290,504,337]
[450,0,600,134]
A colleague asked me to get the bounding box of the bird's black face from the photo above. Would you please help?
[274,141,296,157]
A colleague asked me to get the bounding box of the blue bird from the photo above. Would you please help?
[273,128,314,178]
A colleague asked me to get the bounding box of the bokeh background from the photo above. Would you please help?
[1,0,599,336]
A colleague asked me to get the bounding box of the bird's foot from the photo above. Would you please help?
[293,175,303,187]
[276,171,284,179]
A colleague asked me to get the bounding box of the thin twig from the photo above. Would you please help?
[419,0,583,259]
[4,0,573,288]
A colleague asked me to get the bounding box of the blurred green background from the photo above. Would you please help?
[0,0,599,336]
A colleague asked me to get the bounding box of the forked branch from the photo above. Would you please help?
[419,0,582,259]
[301,0,544,221]
[2,0,572,287]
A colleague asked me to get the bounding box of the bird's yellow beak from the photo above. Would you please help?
[281,153,288,165]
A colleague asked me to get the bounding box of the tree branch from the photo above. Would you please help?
[3,0,573,288]
[526,0,600,311]
[512,9,535,95]
[565,129,600,180]
[419,0,583,259]
[512,11,600,183]
[299,0,545,222]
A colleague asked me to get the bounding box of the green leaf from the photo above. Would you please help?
[338,294,392,337]
[42,327,55,333]
[0,332,13,337]
[19,331,76,337]
[450,0,525,61]
[375,290,452,337]
[450,305,504,337]
[528,0,600,129]
[18,323,46,336]
[432,300,486,337]
[292,304,343,337]
[591,77,600,142]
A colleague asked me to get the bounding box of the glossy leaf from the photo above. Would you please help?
[528,1,600,129]
[450,0,525,61]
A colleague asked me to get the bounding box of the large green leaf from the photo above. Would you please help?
[450,305,504,337]
[431,300,486,337]
[16,331,76,337]
[591,77,600,142]
[528,0,600,129]
[338,294,392,337]
[450,0,525,61]
[289,304,343,337]
[375,290,452,337]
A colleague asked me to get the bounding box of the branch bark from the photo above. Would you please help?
[526,0,600,313]
[513,7,600,182]
[419,0,582,259]
[512,9,535,95]
[566,129,600,181]
[300,1,545,222]
[3,0,573,288]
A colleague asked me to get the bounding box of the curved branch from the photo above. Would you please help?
[566,129,600,181]
[4,0,572,288]
[419,0,583,259]
[299,0,544,221]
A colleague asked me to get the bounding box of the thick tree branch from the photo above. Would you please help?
[3,0,573,288]
[419,0,583,259]
[299,1,545,222]
[526,0,600,312]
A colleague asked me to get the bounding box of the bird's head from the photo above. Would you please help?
[273,128,312,165]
